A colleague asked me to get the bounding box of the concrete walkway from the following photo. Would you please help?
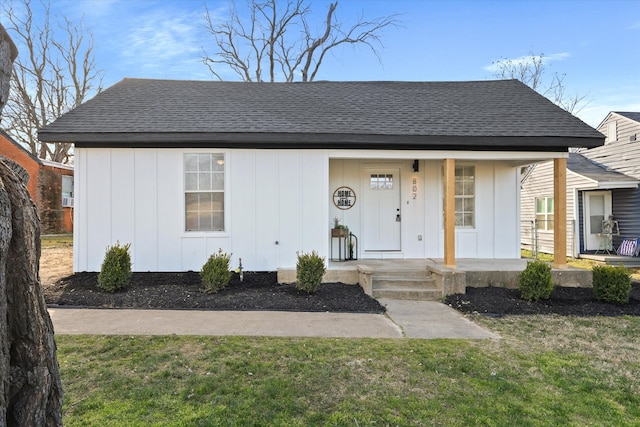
[48,300,498,340]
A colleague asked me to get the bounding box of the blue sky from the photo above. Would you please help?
[5,0,640,127]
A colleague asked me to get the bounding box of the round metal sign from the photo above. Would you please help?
[333,186,356,210]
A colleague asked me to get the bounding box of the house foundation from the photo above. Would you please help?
[278,258,593,300]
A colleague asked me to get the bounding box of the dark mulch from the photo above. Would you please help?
[45,272,640,317]
[444,281,640,317]
[44,272,386,314]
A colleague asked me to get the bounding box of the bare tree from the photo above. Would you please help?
[203,0,400,82]
[1,0,103,164]
[491,52,588,114]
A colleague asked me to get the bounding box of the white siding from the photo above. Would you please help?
[329,159,520,260]
[75,148,329,272]
[76,149,524,272]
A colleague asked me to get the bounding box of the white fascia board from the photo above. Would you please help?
[40,158,74,171]
[593,181,639,190]
[327,150,567,164]
[567,169,599,189]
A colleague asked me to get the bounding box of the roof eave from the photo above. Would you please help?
[37,131,604,151]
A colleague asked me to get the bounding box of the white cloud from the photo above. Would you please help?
[483,52,571,73]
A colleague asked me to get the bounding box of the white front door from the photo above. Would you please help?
[583,191,612,251]
[362,168,401,251]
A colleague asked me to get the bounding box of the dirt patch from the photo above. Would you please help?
[40,245,73,285]
[445,283,640,317]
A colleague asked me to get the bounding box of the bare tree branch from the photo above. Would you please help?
[491,51,589,115]
[1,0,103,164]
[202,0,401,82]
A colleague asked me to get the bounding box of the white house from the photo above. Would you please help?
[38,79,603,274]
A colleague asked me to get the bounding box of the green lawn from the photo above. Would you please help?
[57,315,640,426]
[41,234,73,248]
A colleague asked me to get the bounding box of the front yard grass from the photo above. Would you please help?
[57,315,640,426]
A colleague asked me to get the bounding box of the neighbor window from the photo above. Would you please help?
[184,153,225,231]
[61,175,74,207]
[61,175,73,197]
[535,197,554,231]
[442,165,475,228]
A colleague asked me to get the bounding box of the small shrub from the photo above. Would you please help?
[296,251,326,294]
[519,260,554,301]
[592,265,631,304]
[201,249,233,293]
[98,242,132,292]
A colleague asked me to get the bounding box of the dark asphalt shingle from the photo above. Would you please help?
[39,78,604,149]
[568,152,639,185]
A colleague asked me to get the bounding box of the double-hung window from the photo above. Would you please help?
[454,166,475,227]
[442,165,475,228]
[535,197,554,231]
[184,153,225,231]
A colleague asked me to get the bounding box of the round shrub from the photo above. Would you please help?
[592,265,631,304]
[201,249,233,293]
[98,242,132,292]
[519,260,554,301]
[296,250,326,294]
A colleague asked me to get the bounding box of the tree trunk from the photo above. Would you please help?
[0,158,63,426]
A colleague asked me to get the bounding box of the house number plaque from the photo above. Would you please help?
[333,186,356,210]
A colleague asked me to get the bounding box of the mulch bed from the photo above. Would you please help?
[44,272,386,314]
[45,272,640,317]
[444,282,640,317]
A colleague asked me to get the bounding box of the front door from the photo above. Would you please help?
[363,168,401,251]
[583,191,612,251]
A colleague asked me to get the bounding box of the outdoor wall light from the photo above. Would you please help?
[412,159,419,172]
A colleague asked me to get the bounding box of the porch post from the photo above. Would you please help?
[443,158,456,268]
[553,157,567,268]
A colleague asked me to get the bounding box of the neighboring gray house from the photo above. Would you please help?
[521,111,640,257]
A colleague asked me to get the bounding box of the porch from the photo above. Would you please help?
[579,253,640,268]
[278,258,592,301]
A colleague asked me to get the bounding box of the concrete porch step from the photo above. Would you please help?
[372,287,444,301]
[370,270,443,301]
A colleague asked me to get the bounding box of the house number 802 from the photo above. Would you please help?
[412,177,418,200]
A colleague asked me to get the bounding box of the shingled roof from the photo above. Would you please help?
[38,78,604,151]
[567,153,639,188]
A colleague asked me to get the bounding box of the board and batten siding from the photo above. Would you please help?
[520,160,587,256]
[328,159,520,260]
[73,147,329,272]
[75,149,523,272]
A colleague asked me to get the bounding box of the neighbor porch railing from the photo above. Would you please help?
[520,220,576,259]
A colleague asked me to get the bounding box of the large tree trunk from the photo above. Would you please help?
[1,23,62,426]
[0,158,63,426]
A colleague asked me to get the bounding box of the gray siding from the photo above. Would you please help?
[520,160,586,256]
[589,113,640,179]
[590,113,640,246]
[611,188,640,246]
